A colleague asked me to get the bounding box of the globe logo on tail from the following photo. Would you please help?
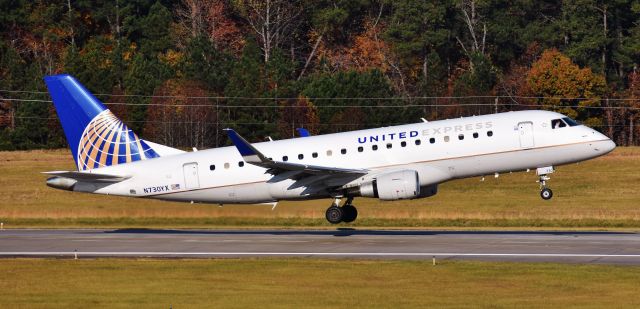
[77,110,159,171]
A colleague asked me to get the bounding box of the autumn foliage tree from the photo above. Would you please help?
[624,71,640,145]
[317,19,391,73]
[497,43,543,108]
[277,96,320,138]
[174,0,244,54]
[527,49,607,128]
[5,1,640,148]
[145,79,219,149]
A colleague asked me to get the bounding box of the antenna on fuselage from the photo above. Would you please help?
[420,118,428,123]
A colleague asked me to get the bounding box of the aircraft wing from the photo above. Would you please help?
[42,171,130,183]
[224,129,367,177]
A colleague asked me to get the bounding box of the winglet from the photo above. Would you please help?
[224,129,268,163]
[296,128,310,137]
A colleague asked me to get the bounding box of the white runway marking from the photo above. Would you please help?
[2,252,640,258]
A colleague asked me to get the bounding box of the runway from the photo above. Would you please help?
[1,229,640,264]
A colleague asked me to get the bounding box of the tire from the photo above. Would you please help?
[325,206,343,224]
[341,205,358,223]
[540,188,553,200]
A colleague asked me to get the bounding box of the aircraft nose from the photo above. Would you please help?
[591,134,616,154]
[602,139,616,153]
[584,129,616,155]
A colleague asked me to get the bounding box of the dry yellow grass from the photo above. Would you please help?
[0,258,639,308]
[0,148,639,227]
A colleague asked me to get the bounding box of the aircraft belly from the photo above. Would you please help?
[267,179,326,200]
[449,142,600,178]
[151,182,273,204]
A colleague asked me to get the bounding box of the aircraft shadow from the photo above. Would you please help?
[105,228,636,237]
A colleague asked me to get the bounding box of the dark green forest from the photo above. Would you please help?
[1,0,640,150]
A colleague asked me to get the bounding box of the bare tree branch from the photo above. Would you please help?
[239,0,302,63]
[458,0,486,55]
[298,33,323,80]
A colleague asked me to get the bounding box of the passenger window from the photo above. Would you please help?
[444,136,450,142]
[327,150,332,156]
[473,132,479,138]
[429,138,435,144]
[487,131,493,137]
[458,134,464,140]
[415,139,421,145]
[224,163,230,169]
[551,119,567,129]
[238,161,244,167]
[372,145,378,151]
[298,154,304,160]
[386,143,392,149]
[401,141,407,147]
[312,152,318,158]
[341,148,347,154]
[209,165,215,171]
[358,146,364,152]
[282,156,288,162]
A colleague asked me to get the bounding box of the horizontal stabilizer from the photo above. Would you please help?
[43,171,130,183]
[142,140,186,156]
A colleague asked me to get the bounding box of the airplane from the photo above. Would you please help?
[43,74,616,224]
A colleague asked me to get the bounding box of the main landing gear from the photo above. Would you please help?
[325,197,358,224]
[536,166,554,200]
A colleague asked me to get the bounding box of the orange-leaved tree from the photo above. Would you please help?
[527,49,607,128]
[277,96,320,138]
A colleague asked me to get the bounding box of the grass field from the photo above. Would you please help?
[0,148,639,228]
[0,258,638,308]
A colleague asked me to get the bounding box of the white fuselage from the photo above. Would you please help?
[73,110,615,204]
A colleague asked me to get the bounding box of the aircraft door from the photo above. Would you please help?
[518,121,535,148]
[183,162,200,189]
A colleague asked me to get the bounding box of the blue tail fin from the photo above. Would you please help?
[44,74,159,171]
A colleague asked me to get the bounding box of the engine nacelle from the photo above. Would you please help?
[46,176,77,191]
[418,184,438,198]
[359,170,420,201]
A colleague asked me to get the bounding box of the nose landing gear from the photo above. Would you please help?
[536,166,554,200]
[540,186,553,200]
[325,197,358,224]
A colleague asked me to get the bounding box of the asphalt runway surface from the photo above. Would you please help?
[1,229,640,264]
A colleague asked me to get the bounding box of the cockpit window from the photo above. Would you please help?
[551,118,567,129]
[562,117,580,127]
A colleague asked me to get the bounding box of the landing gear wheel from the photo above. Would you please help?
[537,169,554,200]
[540,188,553,200]
[325,206,343,224]
[341,205,358,223]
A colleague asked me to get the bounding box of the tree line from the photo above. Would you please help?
[1,0,640,150]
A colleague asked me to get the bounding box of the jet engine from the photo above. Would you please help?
[355,170,420,201]
[417,184,438,198]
